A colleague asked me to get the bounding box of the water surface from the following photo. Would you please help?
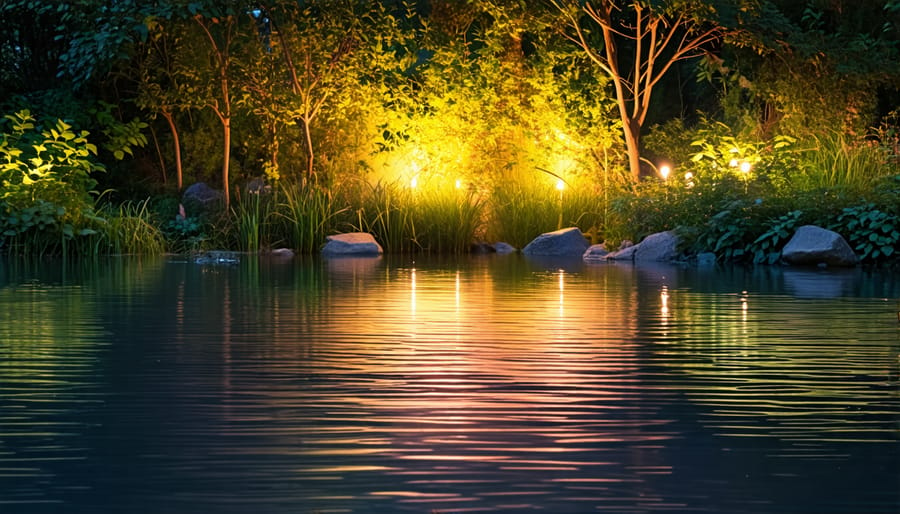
[1,256,898,513]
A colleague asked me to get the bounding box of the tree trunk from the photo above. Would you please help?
[161,109,183,190]
[222,116,231,209]
[623,118,642,183]
[302,116,315,184]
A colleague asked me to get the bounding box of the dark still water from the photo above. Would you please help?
[0,255,898,514]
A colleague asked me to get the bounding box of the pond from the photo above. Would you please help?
[1,255,898,513]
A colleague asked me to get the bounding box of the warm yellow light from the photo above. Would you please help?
[556,179,565,191]
[410,176,418,189]
[740,161,752,174]
[729,158,739,167]
[659,164,671,180]
[684,172,694,180]
[455,179,462,189]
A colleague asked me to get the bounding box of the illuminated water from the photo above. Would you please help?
[0,255,898,513]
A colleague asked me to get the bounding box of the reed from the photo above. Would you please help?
[798,132,898,192]
[410,180,486,254]
[489,176,599,248]
[350,180,417,253]
[232,189,273,253]
[273,181,347,253]
[102,199,166,255]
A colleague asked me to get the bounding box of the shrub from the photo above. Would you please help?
[101,199,166,255]
[0,110,106,256]
[829,204,899,262]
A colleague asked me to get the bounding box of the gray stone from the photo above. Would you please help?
[183,182,223,207]
[270,248,295,258]
[321,232,383,257]
[781,225,858,267]
[696,252,717,267]
[603,244,639,261]
[246,177,271,194]
[493,242,517,254]
[194,250,240,265]
[634,231,680,262]
[582,243,609,262]
[522,227,590,257]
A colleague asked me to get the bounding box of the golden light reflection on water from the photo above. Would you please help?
[1,258,897,513]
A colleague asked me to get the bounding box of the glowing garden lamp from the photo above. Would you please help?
[739,161,752,174]
[659,164,671,181]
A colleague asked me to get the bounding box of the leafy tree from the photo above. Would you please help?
[255,0,411,185]
[549,0,724,182]
[134,19,193,190]
[710,0,900,138]
[183,2,255,209]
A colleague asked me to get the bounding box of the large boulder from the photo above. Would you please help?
[603,244,637,261]
[781,225,858,267]
[321,232,383,257]
[602,231,680,262]
[634,231,681,262]
[522,227,590,257]
[182,182,223,210]
[582,243,609,262]
[493,242,517,255]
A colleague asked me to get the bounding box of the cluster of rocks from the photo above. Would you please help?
[196,225,859,268]
[513,225,859,267]
[184,182,861,267]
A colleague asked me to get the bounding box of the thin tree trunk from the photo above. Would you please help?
[222,116,231,209]
[623,119,642,182]
[161,109,183,190]
[302,116,315,184]
[149,124,167,185]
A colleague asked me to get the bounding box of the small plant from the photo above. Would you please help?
[410,179,486,254]
[274,181,347,253]
[797,132,899,192]
[232,189,274,253]
[102,199,166,255]
[747,210,803,264]
[0,110,108,256]
[829,203,899,261]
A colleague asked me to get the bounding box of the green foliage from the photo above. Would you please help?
[101,199,166,255]
[829,204,899,262]
[90,101,149,161]
[686,202,746,261]
[0,110,107,255]
[350,180,417,253]
[747,209,802,264]
[688,119,797,190]
[795,132,899,192]
[271,182,346,254]
[408,180,486,254]
[488,180,564,249]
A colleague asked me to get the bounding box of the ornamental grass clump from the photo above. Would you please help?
[272,181,347,254]
[409,178,486,254]
[350,179,417,253]
[102,199,166,255]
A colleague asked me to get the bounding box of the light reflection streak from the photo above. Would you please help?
[660,286,669,318]
[558,269,565,317]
